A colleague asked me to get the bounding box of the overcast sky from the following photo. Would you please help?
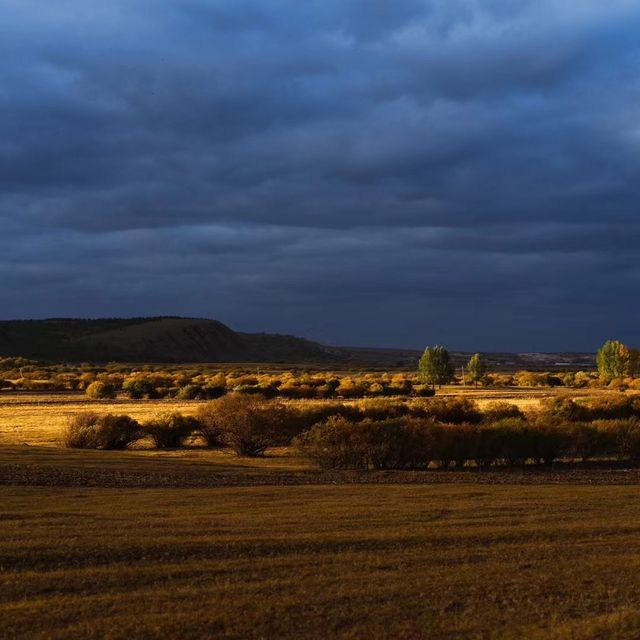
[2,1,640,350]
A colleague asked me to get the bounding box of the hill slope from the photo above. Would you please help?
[0,317,333,363]
[0,317,596,367]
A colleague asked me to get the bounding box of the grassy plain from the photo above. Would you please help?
[0,385,610,448]
[3,482,640,639]
[2,384,640,639]
[0,394,210,447]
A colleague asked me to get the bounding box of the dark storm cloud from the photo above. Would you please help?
[2,0,640,349]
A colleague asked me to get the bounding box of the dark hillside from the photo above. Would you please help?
[0,317,596,367]
[0,317,333,363]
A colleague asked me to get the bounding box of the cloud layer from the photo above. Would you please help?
[3,0,640,350]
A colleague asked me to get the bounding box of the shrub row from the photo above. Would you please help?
[294,416,640,470]
[63,396,495,453]
[2,363,611,394]
[540,396,640,422]
[63,394,640,465]
[82,392,640,427]
[64,394,313,456]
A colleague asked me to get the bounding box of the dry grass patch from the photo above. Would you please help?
[2,484,640,639]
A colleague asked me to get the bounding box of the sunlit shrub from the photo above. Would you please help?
[295,417,435,470]
[608,378,628,391]
[481,402,524,423]
[358,399,411,421]
[295,416,368,469]
[594,418,640,461]
[484,373,514,387]
[583,395,640,421]
[388,376,412,395]
[527,418,570,465]
[141,412,200,448]
[122,377,157,399]
[573,371,593,388]
[412,384,436,397]
[539,398,588,422]
[367,382,386,396]
[85,381,117,399]
[428,422,476,469]
[197,394,296,456]
[202,384,227,399]
[63,412,141,449]
[176,384,204,400]
[337,378,366,398]
[287,402,360,432]
[413,397,482,424]
[234,384,278,398]
[489,419,536,466]
[15,378,56,391]
[564,422,612,461]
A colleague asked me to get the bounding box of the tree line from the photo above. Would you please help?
[418,340,640,388]
[418,346,486,388]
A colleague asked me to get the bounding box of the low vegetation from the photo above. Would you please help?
[84,380,117,399]
[295,415,640,470]
[140,412,200,449]
[6,343,640,639]
[63,412,141,450]
[5,338,640,402]
[7,341,640,639]
[197,394,297,457]
[53,393,640,470]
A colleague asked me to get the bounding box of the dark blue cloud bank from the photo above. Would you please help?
[2,0,640,350]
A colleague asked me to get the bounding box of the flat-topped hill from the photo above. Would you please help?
[0,317,333,363]
[0,317,596,367]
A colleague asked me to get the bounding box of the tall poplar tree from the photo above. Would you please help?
[419,345,454,388]
[596,340,630,381]
[466,353,487,387]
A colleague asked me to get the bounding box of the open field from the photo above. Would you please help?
[4,384,640,638]
[3,479,640,639]
[0,394,206,447]
[0,385,618,448]
[5,445,640,487]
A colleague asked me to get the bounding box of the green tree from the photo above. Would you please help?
[630,348,640,377]
[418,346,453,388]
[596,340,630,381]
[466,353,487,387]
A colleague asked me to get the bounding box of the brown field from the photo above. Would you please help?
[3,476,640,639]
[3,384,640,638]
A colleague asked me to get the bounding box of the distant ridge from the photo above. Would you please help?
[0,317,333,363]
[0,317,597,368]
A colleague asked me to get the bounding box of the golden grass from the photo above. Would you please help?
[0,386,623,448]
[0,395,207,447]
[2,483,640,639]
[2,381,640,639]
[436,384,615,410]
